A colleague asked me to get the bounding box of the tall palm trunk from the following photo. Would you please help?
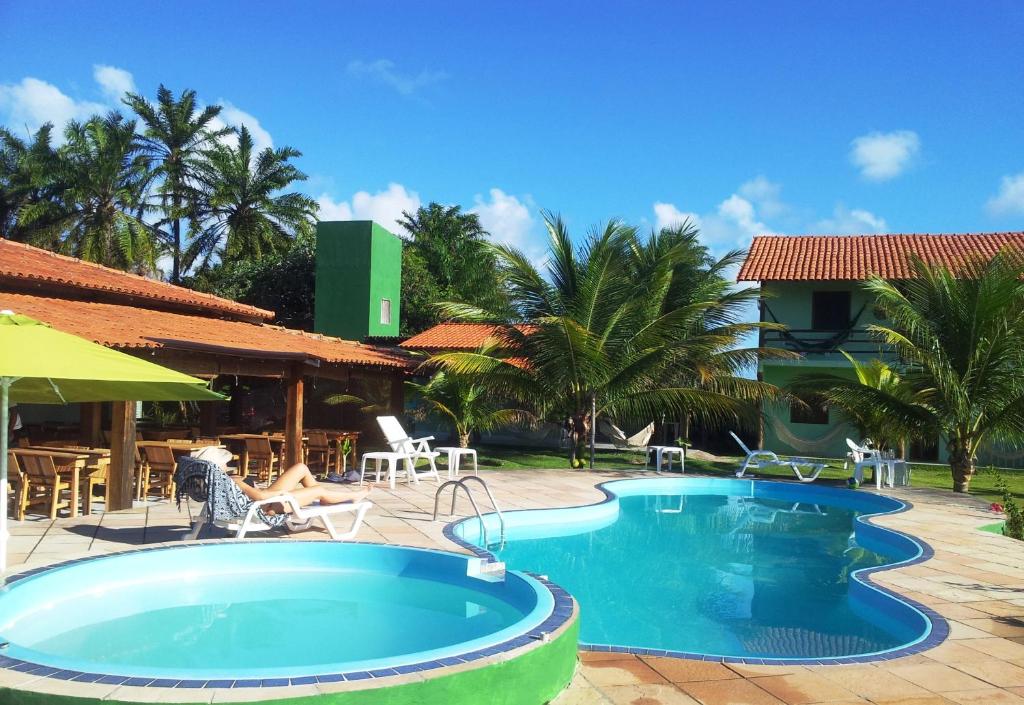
[948,440,975,493]
[170,193,181,283]
[567,409,592,467]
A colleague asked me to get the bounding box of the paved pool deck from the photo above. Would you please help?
[6,468,1024,705]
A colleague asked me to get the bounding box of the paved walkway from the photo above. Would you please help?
[7,469,1024,705]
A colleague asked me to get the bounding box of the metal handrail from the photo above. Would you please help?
[433,475,506,548]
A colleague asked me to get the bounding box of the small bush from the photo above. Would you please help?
[996,472,1024,540]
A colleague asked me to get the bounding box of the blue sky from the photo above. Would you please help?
[2,1,1024,260]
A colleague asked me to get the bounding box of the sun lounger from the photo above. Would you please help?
[175,458,370,540]
[730,432,825,482]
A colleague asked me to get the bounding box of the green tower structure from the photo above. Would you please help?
[314,220,402,341]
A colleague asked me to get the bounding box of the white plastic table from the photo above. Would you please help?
[645,445,685,474]
[435,447,478,478]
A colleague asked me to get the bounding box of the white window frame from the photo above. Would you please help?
[380,298,392,326]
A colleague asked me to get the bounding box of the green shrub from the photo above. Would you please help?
[996,472,1024,540]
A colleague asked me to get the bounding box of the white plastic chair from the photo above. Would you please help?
[847,438,893,489]
[376,416,442,484]
[729,431,780,478]
[844,438,875,470]
[186,494,371,540]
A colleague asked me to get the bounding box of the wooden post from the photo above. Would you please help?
[284,366,304,468]
[389,373,405,415]
[79,402,102,447]
[108,401,137,511]
[199,401,219,438]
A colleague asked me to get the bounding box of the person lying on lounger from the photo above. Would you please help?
[192,446,371,516]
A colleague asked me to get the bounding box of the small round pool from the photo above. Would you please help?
[0,542,578,703]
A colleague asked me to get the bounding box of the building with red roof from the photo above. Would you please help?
[737,232,1024,466]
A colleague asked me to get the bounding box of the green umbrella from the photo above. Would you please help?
[1,310,224,571]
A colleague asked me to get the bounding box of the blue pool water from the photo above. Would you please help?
[454,478,932,661]
[0,542,554,679]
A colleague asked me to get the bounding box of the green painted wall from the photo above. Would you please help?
[1,619,580,705]
[314,221,402,341]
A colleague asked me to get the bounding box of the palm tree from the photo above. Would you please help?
[398,203,508,317]
[0,124,64,243]
[190,126,317,270]
[54,112,157,270]
[124,85,231,283]
[836,252,1024,492]
[431,213,787,467]
[790,351,926,454]
[407,368,534,448]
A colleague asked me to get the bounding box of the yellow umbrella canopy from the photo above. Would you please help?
[0,310,224,571]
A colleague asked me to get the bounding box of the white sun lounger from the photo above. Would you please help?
[730,432,825,483]
[186,494,371,540]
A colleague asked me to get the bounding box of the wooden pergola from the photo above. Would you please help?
[0,240,414,510]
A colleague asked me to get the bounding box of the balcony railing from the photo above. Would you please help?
[761,328,895,356]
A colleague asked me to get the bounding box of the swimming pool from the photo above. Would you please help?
[451,478,946,663]
[0,542,578,704]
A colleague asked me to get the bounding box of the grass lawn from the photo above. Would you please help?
[474,444,1023,505]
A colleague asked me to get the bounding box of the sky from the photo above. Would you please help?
[2,1,1024,263]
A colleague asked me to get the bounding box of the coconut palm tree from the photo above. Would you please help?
[407,367,534,448]
[123,86,231,283]
[0,123,64,243]
[840,252,1024,492]
[431,213,787,467]
[53,112,157,270]
[189,126,317,271]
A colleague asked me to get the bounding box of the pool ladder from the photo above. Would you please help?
[433,475,506,549]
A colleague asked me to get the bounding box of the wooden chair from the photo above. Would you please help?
[305,431,333,474]
[7,451,28,520]
[137,443,176,499]
[15,451,72,519]
[245,437,278,484]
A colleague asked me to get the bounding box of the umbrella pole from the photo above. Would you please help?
[1,378,9,573]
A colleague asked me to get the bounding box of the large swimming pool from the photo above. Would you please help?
[451,478,941,662]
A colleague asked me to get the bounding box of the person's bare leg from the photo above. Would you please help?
[266,463,317,493]
[288,484,372,507]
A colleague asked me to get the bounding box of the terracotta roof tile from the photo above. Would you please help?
[2,292,413,369]
[400,323,537,350]
[737,233,1024,281]
[0,240,273,321]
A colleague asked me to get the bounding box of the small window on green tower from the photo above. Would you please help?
[380,298,392,325]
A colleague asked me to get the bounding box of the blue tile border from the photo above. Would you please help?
[0,540,576,689]
[442,474,951,666]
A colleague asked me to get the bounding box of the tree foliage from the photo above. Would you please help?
[398,203,509,334]
[123,85,231,283]
[429,212,787,466]
[407,368,534,447]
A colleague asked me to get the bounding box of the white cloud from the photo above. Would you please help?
[317,182,422,234]
[738,175,787,218]
[653,202,701,233]
[93,65,136,101]
[849,130,920,181]
[212,101,274,153]
[812,205,888,234]
[346,59,447,96]
[470,188,535,249]
[653,176,888,255]
[0,77,106,134]
[985,172,1024,216]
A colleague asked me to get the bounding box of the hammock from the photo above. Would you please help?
[763,302,867,353]
[598,418,654,449]
[767,415,850,454]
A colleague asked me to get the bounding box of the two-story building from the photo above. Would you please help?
[737,232,1024,466]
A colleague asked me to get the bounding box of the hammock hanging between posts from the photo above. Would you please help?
[763,302,867,353]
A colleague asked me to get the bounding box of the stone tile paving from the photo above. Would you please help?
[6,469,1024,705]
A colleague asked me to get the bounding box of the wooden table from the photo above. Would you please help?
[20,447,111,517]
